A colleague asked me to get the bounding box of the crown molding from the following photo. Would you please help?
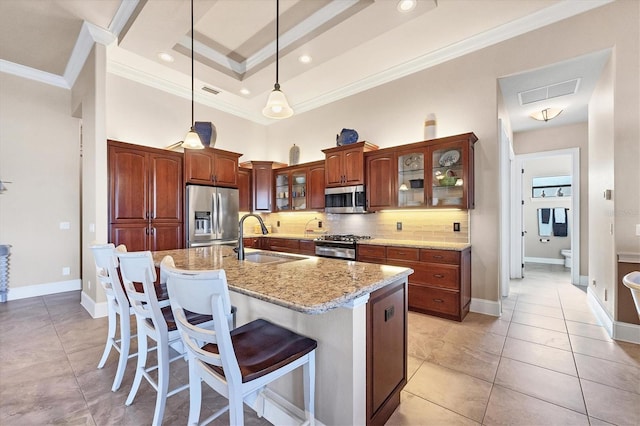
[109,0,140,35]
[64,21,116,88]
[0,59,69,89]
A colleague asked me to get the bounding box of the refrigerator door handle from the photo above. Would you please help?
[217,192,223,236]
[211,192,218,239]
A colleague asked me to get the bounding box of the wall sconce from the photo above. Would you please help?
[530,108,563,122]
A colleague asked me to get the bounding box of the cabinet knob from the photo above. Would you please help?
[433,298,444,303]
[433,274,445,278]
[433,255,443,259]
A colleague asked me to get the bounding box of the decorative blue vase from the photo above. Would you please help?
[336,128,358,146]
[194,121,217,147]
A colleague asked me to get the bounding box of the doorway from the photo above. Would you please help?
[512,148,580,286]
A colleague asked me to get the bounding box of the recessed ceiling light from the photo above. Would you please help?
[240,88,251,95]
[397,0,416,12]
[298,54,312,64]
[157,52,175,63]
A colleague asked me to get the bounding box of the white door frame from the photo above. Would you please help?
[512,148,581,285]
[498,120,514,298]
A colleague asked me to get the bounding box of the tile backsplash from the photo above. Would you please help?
[244,210,469,243]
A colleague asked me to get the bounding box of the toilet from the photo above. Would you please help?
[560,249,572,268]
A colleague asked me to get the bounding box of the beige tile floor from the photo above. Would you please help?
[388,263,640,426]
[1,263,638,425]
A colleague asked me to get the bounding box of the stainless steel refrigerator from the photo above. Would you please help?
[186,184,239,247]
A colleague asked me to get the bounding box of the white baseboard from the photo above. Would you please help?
[614,321,640,344]
[252,388,326,426]
[524,256,565,265]
[80,291,108,319]
[587,287,614,337]
[470,298,500,317]
[5,279,81,301]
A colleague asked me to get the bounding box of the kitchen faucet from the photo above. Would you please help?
[237,213,269,260]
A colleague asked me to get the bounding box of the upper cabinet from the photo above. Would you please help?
[238,167,252,212]
[250,161,276,212]
[366,133,477,211]
[184,147,241,188]
[322,142,378,187]
[274,161,325,212]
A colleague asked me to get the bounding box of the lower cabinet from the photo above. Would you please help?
[366,279,407,425]
[358,244,471,321]
[111,223,183,252]
[264,237,300,253]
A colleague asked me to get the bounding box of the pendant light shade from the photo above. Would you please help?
[263,0,293,119]
[182,0,204,149]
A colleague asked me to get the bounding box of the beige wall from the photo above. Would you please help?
[514,123,588,275]
[105,74,267,157]
[588,53,616,316]
[0,73,80,295]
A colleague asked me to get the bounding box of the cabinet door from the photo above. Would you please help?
[275,172,290,212]
[150,222,183,251]
[238,168,252,212]
[110,223,150,252]
[307,163,325,210]
[291,169,307,211]
[366,152,395,211]
[184,149,215,184]
[324,152,344,186]
[397,149,426,208]
[149,152,183,223]
[357,244,386,263]
[109,147,148,223]
[343,147,365,185]
[213,151,238,188]
[428,140,469,208]
[252,163,273,212]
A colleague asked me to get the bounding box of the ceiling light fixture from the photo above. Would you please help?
[182,0,205,150]
[157,52,175,63]
[240,88,251,95]
[298,54,312,64]
[530,107,563,122]
[262,0,294,119]
[397,0,417,12]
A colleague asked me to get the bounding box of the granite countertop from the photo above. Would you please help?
[152,245,412,314]
[244,233,470,251]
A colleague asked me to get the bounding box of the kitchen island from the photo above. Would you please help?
[152,245,413,425]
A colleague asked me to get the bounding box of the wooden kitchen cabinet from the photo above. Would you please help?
[243,237,263,249]
[264,237,300,253]
[322,142,378,187]
[108,140,184,251]
[184,147,241,188]
[366,150,396,211]
[365,133,477,211]
[238,167,252,212]
[250,161,275,212]
[306,161,326,210]
[357,242,471,321]
[366,278,407,425]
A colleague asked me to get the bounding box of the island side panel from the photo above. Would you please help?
[230,291,368,425]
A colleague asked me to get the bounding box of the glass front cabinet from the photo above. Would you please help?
[367,133,477,211]
[275,168,308,212]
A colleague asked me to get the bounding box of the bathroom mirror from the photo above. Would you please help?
[532,175,572,198]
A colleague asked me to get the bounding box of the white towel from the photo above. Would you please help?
[538,209,552,237]
[554,208,566,224]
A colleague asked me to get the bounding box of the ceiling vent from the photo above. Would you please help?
[202,86,220,95]
[518,78,581,105]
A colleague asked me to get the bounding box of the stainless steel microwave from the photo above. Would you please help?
[324,185,367,213]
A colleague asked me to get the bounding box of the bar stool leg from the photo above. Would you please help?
[98,296,117,369]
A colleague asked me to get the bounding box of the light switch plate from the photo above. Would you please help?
[636,224,640,236]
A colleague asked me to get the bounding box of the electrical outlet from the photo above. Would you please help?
[636,224,640,236]
[59,222,70,230]
[453,222,460,232]
[592,280,596,286]
[88,280,91,290]
[62,267,70,276]
[277,220,280,227]
[396,222,402,231]
[318,221,322,228]
[604,288,608,301]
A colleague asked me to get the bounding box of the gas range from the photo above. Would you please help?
[314,235,371,260]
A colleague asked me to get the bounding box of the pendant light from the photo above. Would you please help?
[262,0,294,119]
[182,0,205,149]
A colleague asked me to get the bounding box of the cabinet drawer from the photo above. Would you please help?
[408,285,459,316]
[420,249,460,264]
[267,238,299,250]
[386,246,419,261]
[357,244,386,260]
[299,240,316,255]
[411,264,459,289]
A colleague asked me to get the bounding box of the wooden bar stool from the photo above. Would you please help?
[161,255,317,426]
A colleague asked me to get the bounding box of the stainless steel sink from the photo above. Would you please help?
[242,251,306,264]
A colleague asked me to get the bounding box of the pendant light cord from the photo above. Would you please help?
[275,0,279,88]
[191,0,194,127]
